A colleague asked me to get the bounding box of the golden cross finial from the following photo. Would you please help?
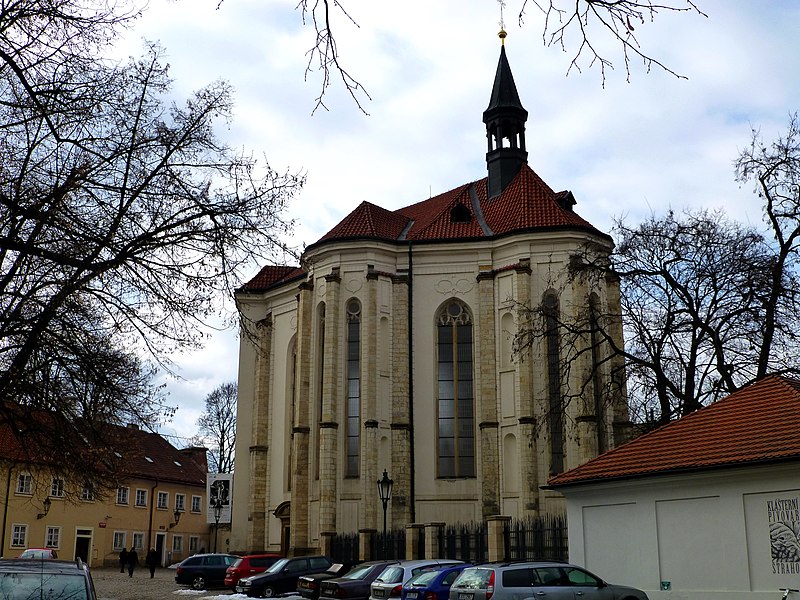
[498,0,506,45]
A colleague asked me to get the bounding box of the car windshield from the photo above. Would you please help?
[0,572,88,600]
[342,565,374,580]
[407,571,438,586]
[376,567,403,583]
[453,569,491,589]
[266,558,289,574]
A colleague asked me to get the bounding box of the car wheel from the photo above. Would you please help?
[192,575,206,590]
[262,585,277,597]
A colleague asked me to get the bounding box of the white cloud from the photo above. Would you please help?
[115,0,800,441]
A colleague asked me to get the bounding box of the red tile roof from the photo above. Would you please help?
[313,164,606,247]
[548,375,800,488]
[241,163,607,293]
[0,414,207,487]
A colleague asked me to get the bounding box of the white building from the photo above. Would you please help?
[231,37,631,556]
[548,375,800,600]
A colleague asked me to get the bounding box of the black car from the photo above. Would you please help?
[0,558,97,599]
[175,553,240,590]
[236,555,333,597]
[297,562,356,600]
[321,561,401,600]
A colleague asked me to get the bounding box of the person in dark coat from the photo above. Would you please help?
[145,548,158,578]
[127,547,139,577]
[118,548,128,573]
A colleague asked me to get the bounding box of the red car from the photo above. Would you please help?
[225,553,283,589]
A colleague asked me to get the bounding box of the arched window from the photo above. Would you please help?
[437,299,475,478]
[345,299,361,478]
[543,293,564,475]
[589,294,607,454]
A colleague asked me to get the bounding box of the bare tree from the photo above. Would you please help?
[287,0,706,113]
[192,382,237,473]
[0,0,302,490]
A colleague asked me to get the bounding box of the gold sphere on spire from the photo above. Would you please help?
[498,28,507,43]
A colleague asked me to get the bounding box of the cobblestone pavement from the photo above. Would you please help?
[92,566,227,600]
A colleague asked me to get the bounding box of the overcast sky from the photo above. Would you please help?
[115,0,800,444]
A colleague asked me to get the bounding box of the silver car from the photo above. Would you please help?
[449,562,648,600]
[370,560,464,600]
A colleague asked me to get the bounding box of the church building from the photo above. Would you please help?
[230,36,631,556]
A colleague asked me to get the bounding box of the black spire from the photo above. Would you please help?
[483,35,528,199]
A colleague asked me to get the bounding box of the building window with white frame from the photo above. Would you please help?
[175,493,185,512]
[113,531,126,551]
[189,536,199,554]
[172,535,183,553]
[116,486,129,505]
[16,473,32,495]
[157,491,168,509]
[46,527,60,549]
[11,524,26,547]
[50,477,65,498]
[132,532,144,551]
[81,482,94,501]
[135,489,147,507]
[191,495,201,513]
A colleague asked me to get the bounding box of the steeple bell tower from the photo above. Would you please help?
[483,32,528,199]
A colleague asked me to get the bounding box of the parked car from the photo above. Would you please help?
[369,560,464,600]
[320,561,400,600]
[448,562,649,600]
[225,553,283,589]
[236,555,334,597]
[297,562,355,599]
[18,548,58,559]
[174,553,240,590]
[0,558,96,599]
[402,564,471,600]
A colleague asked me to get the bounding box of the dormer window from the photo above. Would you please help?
[450,202,471,223]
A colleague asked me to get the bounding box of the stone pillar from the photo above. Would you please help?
[319,531,335,559]
[405,524,424,560]
[290,281,314,555]
[359,529,377,561]
[362,268,379,531]
[487,515,511,562]
[390,274,412,526]
[424,522,445,559]
[248,316,273,551]
[319,269,342,535]
[476,268,500,518]
[514,260,539,516]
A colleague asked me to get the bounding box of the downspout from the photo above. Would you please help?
[1,465,12,557]
[407,242,415,522]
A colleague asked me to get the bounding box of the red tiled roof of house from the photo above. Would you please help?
[0,414,207,487]
[547,375,800,488]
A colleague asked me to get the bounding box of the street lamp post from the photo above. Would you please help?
[212,500,223,553]
[377,469,393,559]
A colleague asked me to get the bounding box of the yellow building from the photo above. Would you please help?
[0,422,212,568]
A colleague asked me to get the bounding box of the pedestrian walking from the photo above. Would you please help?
[145,548,158,578]
[118,547,128,573]
[127,546,139,577]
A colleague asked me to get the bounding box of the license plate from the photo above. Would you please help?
[407,593,418,599]
[374,590,385,598]
[300,581,310,589]
[458,593,473,600]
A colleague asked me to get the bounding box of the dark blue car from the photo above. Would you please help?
[401,565,471,600]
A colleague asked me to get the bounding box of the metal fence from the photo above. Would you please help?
[504,514,568,562]
[437,521,488,563]
[330,531,359,563]
[374,527,406,560]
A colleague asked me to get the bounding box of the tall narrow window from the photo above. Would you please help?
[315,304,325,480]
[589,295,607,454]
[437,299,475,478]
[345,299,361,477]
[544,293,564,475]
